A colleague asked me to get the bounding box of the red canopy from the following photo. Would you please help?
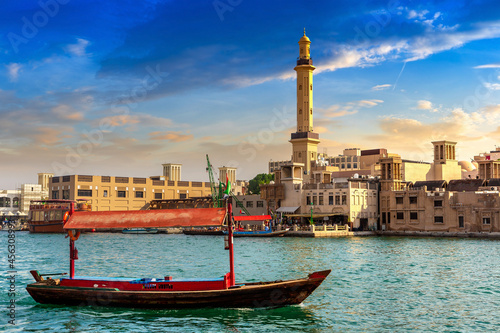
[63,208,226,230]
[233,215,272,222]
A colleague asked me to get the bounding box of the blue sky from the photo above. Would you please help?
[1,0,500,188]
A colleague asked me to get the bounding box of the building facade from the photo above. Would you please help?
[49,174,213,211]
[386,179,500,233]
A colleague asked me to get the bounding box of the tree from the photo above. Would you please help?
[248,173,274,194]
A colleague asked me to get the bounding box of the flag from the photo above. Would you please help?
[223,174,231,195]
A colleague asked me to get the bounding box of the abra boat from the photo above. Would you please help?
[26,201,330,308]
[122,228,159,234]
[28,199,91,233]
[230,215,288,237]
[182,228,224,235]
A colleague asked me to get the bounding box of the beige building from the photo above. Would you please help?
[261,161,378,230]
[385,179,499,233]
[49,174,213,211]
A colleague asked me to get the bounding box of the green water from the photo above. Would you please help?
[1,232,499,332]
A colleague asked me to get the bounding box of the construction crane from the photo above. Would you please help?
[205,154,250,215]
[206,154,221,208]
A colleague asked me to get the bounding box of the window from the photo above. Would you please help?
[341,164,345,169]
[0,197,11,207]
[237,201,243,208]
[52,191,59,199]
[434,216,444,223]
[382,212,386,224]
[319,196,324,205]
[12,197,19,208]
[306,196,311,205]
[246,201,253,208]
[396,212,404,220]
[353,163,358,168]
[409,196,418,204]
[77,190,92,197]
[335,195,340,205]
[62,190,70,200]
[329,195,333,205]
[396,197,403,204]
[410,212,418,220]
[434,200,443,207]
[117,191,126,198]
[483,217,491,225]
[257,201,264,207]
[179,193,187,199]
[103,190,108,197]
[342,195,346,205]
[135,191,144,198]
[299,109,302,114]
[312,196,317,205]
[459,215,464,228]
[347,163,351,169]
[154,193,162,199]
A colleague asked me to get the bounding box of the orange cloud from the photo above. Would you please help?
[149,131,194,142]
[51,105,84,121]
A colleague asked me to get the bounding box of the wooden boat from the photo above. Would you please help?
[231,229,288,237]
[230,215,288,237]
[122,228,159,234]
[28,199,91,233]
[26,201,330,308]
[182,228,224,235]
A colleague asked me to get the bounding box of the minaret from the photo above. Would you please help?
[290,29,320,178]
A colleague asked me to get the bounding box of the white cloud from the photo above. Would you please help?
[65,38,90,57]
[416,100,437,112]
[484,82,500,90]
[372,84,392,91]
[474,63,500,69]
[6,63,21,82]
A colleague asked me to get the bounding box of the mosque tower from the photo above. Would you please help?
[289,29,320,178]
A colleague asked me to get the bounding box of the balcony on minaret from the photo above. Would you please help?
[291,132,319,140]
[297,57,313,66]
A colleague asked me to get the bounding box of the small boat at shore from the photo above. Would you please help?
[230,229,288,237]
[122,228,159,234]
[26,201,330,308]
[28,199,91,233]
[183,228,224,235]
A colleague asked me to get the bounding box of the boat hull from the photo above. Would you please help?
[183,229,224,235]
[26,270,330,309]
[122,228,158,234]
[28,222,65,233]
[232,230,288,237]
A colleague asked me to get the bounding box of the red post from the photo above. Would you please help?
[69,239,75,279]
[227,200,235,287]
[69,201,76,279]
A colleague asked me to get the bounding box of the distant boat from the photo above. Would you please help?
[28,199,91,233]
[230,215,287,237]
[230,229,288,237]
[183,228,224,235]
[122,228,159,234]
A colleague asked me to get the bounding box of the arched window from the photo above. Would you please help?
[299,109,302,114]
[0,197,11,207]
[299,85,302,90]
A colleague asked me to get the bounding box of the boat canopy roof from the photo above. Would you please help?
[233,215,272,222]
[63,208,226,230]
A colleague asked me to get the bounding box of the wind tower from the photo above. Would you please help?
[289,29,320,180]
